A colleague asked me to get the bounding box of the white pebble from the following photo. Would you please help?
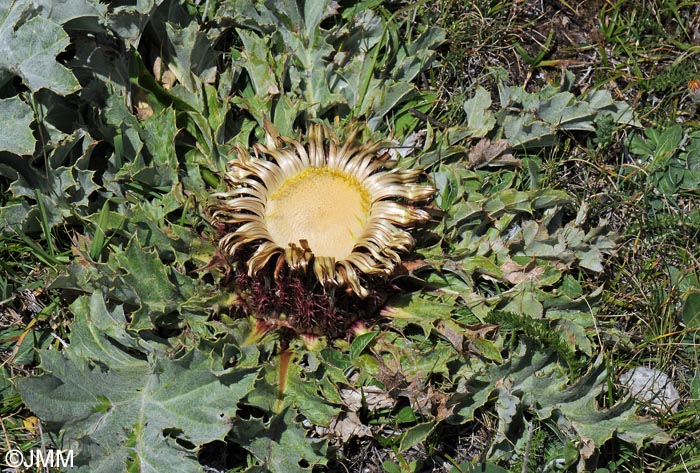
[619,367,680,414]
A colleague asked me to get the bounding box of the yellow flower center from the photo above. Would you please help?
[265,167,371,260]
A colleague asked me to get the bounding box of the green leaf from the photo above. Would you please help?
[2,131,99,231]
[17,294,258,472]
[163,20,217,92]
[273,356,341,427]
[531,189,573,209]
[0,202,32,235]
[36,0,106,25]
[236,29,280,99]
[383,460,403,473]
[691,368,700,400]
[654,125,684,161]
[576,246,604,272]
[0,5,80,94]
[0,97,35,155]
[350,331,378,361]
[536,361,671,452]
[366,81,416,130]
[560,275,583,299]
[233,408,328,472]
[301,0,334,40]
[628,133,654,157]
[88,200,124,262]
[66,294,142,365]
[382,294,456,334]
[503,115,558,148]
[683,291,700,328]
[472,337,503,363]
[452,342,671,464]
[222,1,441,132]
[109,238,195,329]
[102,0,161,46]
[463,86,496,137]
[462,255,503,279]
[501,285,544,318]
[539,91,595,131]
[399,422,435,452]
[139,107,180,187]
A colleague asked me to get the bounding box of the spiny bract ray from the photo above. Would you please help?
[213,123,435,297]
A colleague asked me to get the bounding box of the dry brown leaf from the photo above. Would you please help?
[153,57,177,90]
[133,88,153,120]
[70,234,93,268]
[153,56,164,81]
[464,323,499,340]
[161,70,177,90]
[374,357,408,393]
[339,386,396,412]
[578,436,596,471]
[501,259,545,284]
[398,259,430,276]
[405,385,454,421]
[468,138,519,169]
[267,82,280,95]
[328,411,372,442]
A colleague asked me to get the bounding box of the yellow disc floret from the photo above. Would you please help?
[266,168,371,261]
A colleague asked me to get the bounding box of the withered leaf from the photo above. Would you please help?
[327,411,372,442]
[468,138,520,169]
[464,323,499,340]
[133,88,153,120]
[339,386,396,412]
[501,259,545,284]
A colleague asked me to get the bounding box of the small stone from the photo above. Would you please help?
[619,367,680,414]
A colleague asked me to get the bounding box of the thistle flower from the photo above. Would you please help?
[212,122,434,334]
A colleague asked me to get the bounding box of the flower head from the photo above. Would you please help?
[213,122,434,299]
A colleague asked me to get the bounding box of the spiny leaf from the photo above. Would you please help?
[350,331,378,360]
[221,1,442,133]
[162,20,217,91]
[0,3,80,94]
[232,408,328,472]
[32,0,106,25]
[452,342,670,465]
[381,293,456,335]
[109,237,195,330]
[17,293,258,473]
[461,74,636,149]
[2,131,99,231]
[138,107,180,187]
